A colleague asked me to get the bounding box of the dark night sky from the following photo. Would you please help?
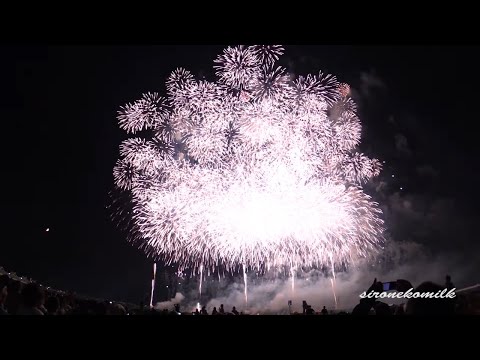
[2,45,480,303]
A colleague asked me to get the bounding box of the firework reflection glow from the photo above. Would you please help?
[113,45,384,279]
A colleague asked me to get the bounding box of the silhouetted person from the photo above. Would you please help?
[6,280,22,315]
[219,304,225,314]
[0,275,9,315]
[194,308,200,315]
[45,296,60,315]
[174,304,180,313]
[201,306,208,315]
[302,300,308,314]
[212,307,218,315]
[445,275,454,290]
[321,306,328,315]
[107,303,126,315]
[306,305,315,315]
[352,278,383,315]
[394,304,405,315]
[406,281,455,315]
[18,283,45,315]
[232,306,239,315]
[94,301,108,315]
[374,301,392,316]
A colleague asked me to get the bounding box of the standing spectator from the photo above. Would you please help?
[219,304,225,314]
[321,306,328,315]
[445,275,454,290]
[302,300,308,314]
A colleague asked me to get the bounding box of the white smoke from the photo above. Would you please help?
[154,292,185,311]
[176,241,477,314]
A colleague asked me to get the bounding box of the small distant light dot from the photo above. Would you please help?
[46,228,50,232]
[166,286,169,288]
[383,161,386,164]
[178,283,181,285]
[400,187,403,190]
[392,175,395,178]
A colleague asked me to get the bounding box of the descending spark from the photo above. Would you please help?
[150,262,157,308]
[199,264,203,298]
[330,254,338,309]
[243,264,248,305]
[330,278,338,310]
[290,267,295,295]
[113,45,385,281]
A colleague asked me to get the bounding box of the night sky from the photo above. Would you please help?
[2,45,479,303]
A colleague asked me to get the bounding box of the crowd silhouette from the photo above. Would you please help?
[0,269,475,315]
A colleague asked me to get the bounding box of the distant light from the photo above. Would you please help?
[46,228,50,232]
[178,283,181,285]
[392,175,395,178]
[400,187,403,190]
[383,161,386,164]
[166,286,169,288]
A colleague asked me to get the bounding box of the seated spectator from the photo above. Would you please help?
[45,296,60,315]
[406,281,455,315]
[6,280,22,315]
[18,283,45,315]
[107,303,126,315]
[374,301,392,316]
[0,275,10,315]
[394,304,405,315]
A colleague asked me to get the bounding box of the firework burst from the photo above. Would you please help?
[113,45,385,275]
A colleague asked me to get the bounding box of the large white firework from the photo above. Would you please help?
[113,45,384,274]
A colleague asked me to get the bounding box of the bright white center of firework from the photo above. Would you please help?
[214,183,348,247]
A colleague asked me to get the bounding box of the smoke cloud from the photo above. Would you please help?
[158,240,477,315]
[154,292,184,310]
